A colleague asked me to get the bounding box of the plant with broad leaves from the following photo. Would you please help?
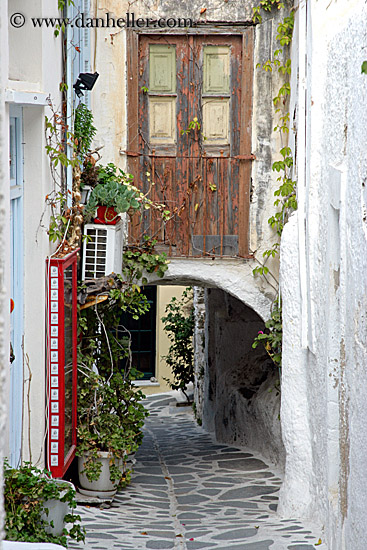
[84,163,141,221]
[76,370,148,485]
[123,237,169,285]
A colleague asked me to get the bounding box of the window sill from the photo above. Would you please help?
[132,380,160,387]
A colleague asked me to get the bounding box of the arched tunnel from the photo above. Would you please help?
[193,287,285,470]
[72,276,320,549]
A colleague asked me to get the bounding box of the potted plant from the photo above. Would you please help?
[3,461,85,547]
[76,288,149,497]
[41,480,76,537]
[84,163,141,224]
[76,370,147,497]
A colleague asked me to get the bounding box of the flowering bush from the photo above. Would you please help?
[252,299,282,368]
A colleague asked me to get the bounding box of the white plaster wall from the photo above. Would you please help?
[278,213,314,517]
[7,0,64,467]
[280,1,367,548]
[8,0,42,84]
[146,259,273,321]
[0,0,10,542]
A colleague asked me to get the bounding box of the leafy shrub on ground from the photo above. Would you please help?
[162,287,195,402]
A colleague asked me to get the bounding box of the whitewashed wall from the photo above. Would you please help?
[6,0,63,467]
[280,1,367,548]
[0,0,10,542]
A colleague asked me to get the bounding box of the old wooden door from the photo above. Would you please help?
[127,31,254,257]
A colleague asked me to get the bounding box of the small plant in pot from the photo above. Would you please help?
[3,460,85,547]
[84,163,141,224]
[77,285,150,498]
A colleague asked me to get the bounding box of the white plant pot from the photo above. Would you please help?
[41,480,75,536]
[78,452,118,498]
[3,542,65,549]
[117,452,136,473]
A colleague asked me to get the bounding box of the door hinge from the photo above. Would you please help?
[234,154,256,160]
[123,150,140,157]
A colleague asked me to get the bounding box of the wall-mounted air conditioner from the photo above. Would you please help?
[82,221,124,279]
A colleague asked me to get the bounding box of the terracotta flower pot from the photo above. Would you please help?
[94,206,121,225]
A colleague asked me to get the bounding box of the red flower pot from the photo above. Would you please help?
[94,206,121,225]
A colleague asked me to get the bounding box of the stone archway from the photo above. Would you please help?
[146,258,274,322]
[147,261,285,470]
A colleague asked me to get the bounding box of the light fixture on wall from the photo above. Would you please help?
[73,72,99,98]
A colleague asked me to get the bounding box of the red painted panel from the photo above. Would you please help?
[46,250,78,478]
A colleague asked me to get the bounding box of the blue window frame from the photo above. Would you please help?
[65,0,91,206]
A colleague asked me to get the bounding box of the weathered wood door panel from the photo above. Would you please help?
[127,31,253,257]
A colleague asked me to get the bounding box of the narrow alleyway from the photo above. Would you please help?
[70,395,326,550]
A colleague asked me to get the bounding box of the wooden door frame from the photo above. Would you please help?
[126,27,254,256]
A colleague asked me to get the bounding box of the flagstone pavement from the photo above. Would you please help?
[69,394,327,550]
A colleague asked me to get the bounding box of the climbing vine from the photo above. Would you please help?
[74,103,97,157]
[43,102,80,249]
[252,298,282,368]
[43,101,174,485]
[252,0,296,369]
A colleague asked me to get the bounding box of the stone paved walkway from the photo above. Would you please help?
[69,394,327,550]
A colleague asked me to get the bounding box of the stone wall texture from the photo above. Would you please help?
[203,288,285,468]
[193,287,205,424]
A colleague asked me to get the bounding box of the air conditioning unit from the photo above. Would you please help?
[82,221,124,279]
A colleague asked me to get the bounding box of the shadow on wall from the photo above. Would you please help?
[203,288,285,469]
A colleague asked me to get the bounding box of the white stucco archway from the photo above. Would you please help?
[145,258,274,322]
[145,260,285,467]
